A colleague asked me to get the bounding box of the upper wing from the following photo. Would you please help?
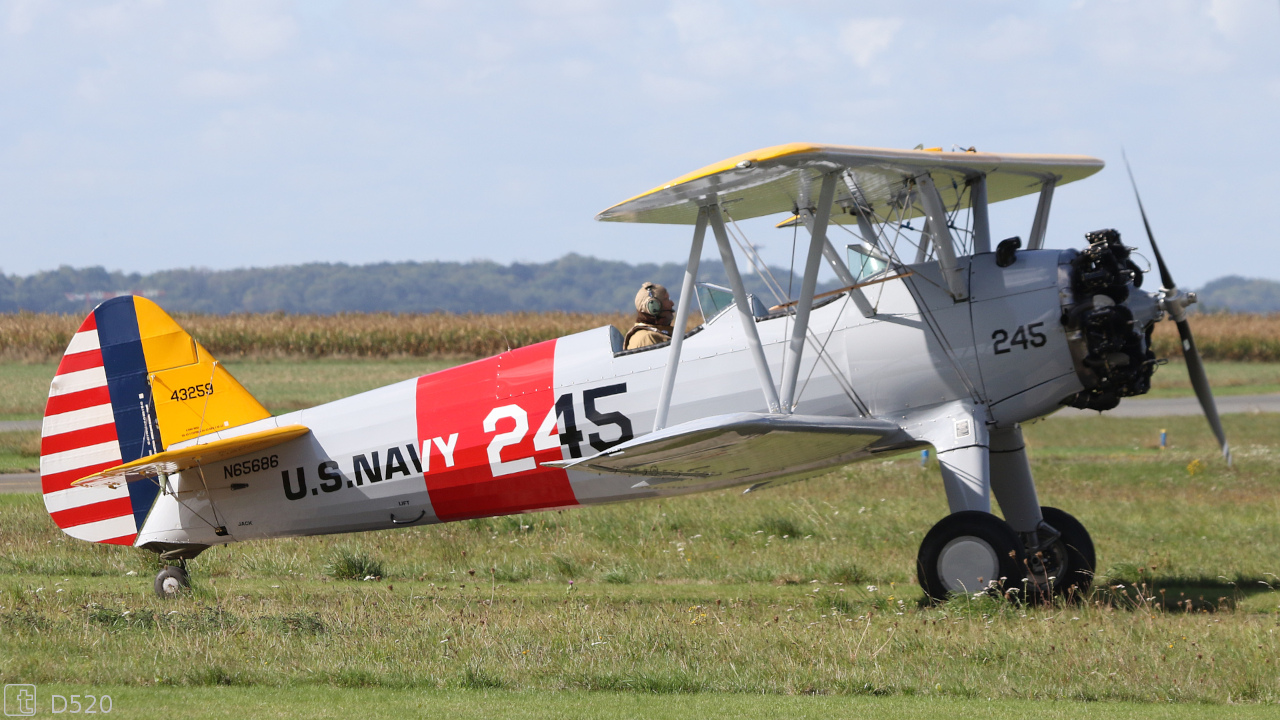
[73,424,310,489]
[597,143,1103,225]
[545,412,908,490]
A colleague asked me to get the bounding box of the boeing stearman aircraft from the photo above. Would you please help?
[37,143,1228,600]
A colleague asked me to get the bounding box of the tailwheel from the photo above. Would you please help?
[1023,506,1096,601]
[917,511,1026,602]
[154,565,190,599]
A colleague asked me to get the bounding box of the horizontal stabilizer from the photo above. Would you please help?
[73,424,310,490]
[545,412,904,489]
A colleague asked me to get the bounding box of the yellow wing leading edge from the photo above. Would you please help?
[597,143,1104,226]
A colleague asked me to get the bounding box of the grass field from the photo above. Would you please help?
[2,357,1278,472]
[12,686,1280,719]
[4,357,1276,421]
[1147,360,1280,398]
[0,358,466,471]
[1,410,1277,710]
[2,356,1278,713]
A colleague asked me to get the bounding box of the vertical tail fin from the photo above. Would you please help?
[40,296,270,545]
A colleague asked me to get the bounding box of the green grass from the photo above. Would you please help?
[1,359,1275,422]
[0,361,61,420]
[222,356,469,414]
[1,413,1278,705]
[0,358,466,471]
[0,429,38,472]
[1,357,1275,472]
[0,357,471,421]
[1146,360,1280,398]
[11,686,1279,720]
[2,360,1279,708]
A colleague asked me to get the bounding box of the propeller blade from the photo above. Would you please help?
[1121,151,1176,292]
[1123,151,1230,466]
[1177,318,1232,467]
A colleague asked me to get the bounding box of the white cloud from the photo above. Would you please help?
[639,71,716,105]
[1207,0,1256,37]
[210,0,297,61]
[179,69,268,99]
[0,1,1277,285]
[67,2,135,36]
[5,0,43,35]
[73,65,118,103]
[972,15,1053,62]
[838,16,903,69]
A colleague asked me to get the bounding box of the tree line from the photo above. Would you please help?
[1,255,1274,315]
[0,254,843,315]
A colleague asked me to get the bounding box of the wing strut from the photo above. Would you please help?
[653,207,708,432]
[709,204,782,413]
[779,173,836,412]
[853,211,881,252]
[915,174,968,300]
[969,175,991,254]
[1026,178,1056,249]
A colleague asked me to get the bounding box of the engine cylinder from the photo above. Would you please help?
[1060,230,1157,411]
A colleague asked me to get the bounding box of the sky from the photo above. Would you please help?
[1,0,1278,288]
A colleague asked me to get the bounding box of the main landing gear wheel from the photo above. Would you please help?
[1025,506,1096,601]
[154,565,190,599]
[917,511,1026,602]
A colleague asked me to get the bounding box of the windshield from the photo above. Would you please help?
[696,283,735,322]
[847,243,889,284]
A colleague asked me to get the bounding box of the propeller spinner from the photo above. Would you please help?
[1122,153,1232,467]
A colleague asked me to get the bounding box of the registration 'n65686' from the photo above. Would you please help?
[223,455,279,479]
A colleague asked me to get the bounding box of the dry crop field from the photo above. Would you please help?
[1150,313,1280,361]
[0,310,634,361]
[2,310,1276,361]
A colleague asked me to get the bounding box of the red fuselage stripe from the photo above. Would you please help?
[416,339,577,521]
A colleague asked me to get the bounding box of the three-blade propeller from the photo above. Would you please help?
[1122,153,1232,467]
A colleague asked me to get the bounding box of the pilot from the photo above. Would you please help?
[623,281,676,350]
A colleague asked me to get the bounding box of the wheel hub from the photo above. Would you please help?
[1025,542,1069,593]
[937,536,999,594]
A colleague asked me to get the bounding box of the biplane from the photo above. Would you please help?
[38,143,1229,600]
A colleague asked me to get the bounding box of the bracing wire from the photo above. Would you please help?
[839,174,981,402]
[788,213,798,300]
[724,211,788,304]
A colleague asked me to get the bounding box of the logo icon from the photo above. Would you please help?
[3,685,36,717]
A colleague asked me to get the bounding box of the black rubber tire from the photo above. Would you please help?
[917,511,1026,602]
[154,565,190,599]
[1036,506,1096,599]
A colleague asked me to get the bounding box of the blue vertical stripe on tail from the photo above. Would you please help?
[93,297,163,532]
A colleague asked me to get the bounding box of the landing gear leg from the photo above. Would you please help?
[917,405,1027,601]
[989,426,1042,532]
[989,426,1096,599]
[154,561,190,599]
